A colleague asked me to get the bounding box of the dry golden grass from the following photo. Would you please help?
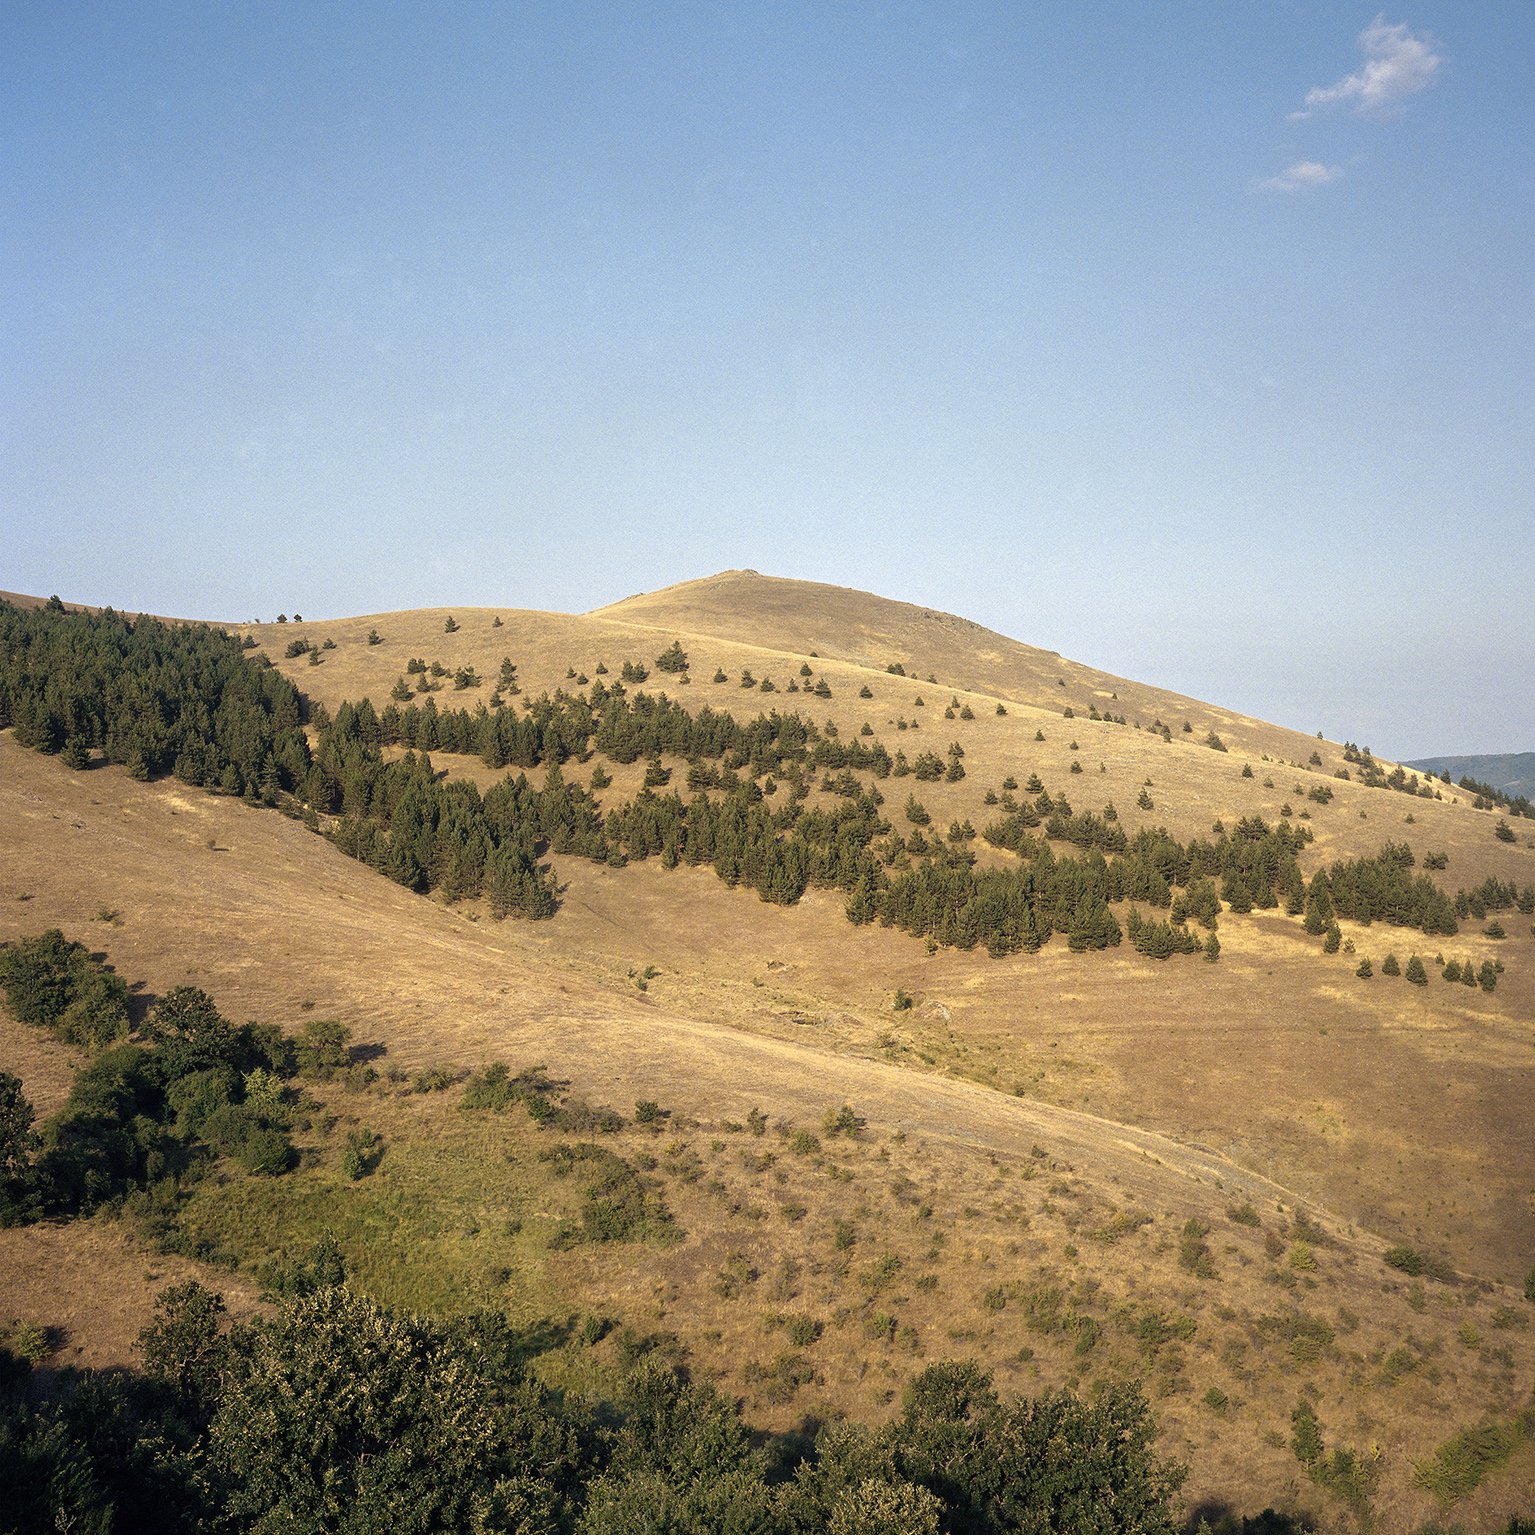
[3,571,1534,1530]
[246,570,1533,890]
[4,738,1533,1527]
[0,1217,262,1373]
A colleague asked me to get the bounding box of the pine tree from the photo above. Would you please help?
[1303,874,1333,934]
[1291,1401,1323,1466]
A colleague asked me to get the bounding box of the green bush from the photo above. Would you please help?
[1412,1422,1520,1504]
[166,1066,239,1135]
[785,1315,822,1348]
[235,1126,295,1177]
[294,1019,351,1080]
[1290,1400,1323,1466]
[411,1064,462,1094]
[342,1127,382,1180]
[1178,1219,1216,1278]
[544,1143,676,1247]
[0,930,130,1049]
[202,1102,261,1157]
[822,1104,864,1138]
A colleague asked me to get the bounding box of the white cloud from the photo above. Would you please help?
[1303,15,1442,116]
[1255,160,1345,193]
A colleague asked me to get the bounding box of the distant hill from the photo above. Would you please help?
[1406,751,1535,799]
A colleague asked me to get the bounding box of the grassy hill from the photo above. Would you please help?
[2,575,1533,1532]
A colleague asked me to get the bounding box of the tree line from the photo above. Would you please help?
[0,1280,1192,1534]
[3,599,1517,962]
[0,597,306,796]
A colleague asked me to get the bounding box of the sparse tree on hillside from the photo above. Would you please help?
[1405,955,1428,985]
[1291,1401,1323,1467]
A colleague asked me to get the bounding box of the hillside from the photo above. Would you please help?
[593,569,1311,764]
[2,577,1534,1532]
[1408,753,1535,803]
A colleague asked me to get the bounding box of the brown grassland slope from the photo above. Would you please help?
[3,571,1534,1531]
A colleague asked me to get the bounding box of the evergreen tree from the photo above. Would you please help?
[0,1069,39,1224]
[1303,874,1333,934]
[654,641,689,673]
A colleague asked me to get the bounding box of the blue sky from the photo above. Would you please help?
[3,4,1531,759]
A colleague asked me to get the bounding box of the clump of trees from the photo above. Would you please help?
[0,947,308,1226]
[1320,843,1460,935]
[0,1299,1189,1534]
[0,929,131,1050]
[0,597,308,797]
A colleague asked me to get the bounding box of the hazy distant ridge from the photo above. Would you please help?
[1405,751,1535,799]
